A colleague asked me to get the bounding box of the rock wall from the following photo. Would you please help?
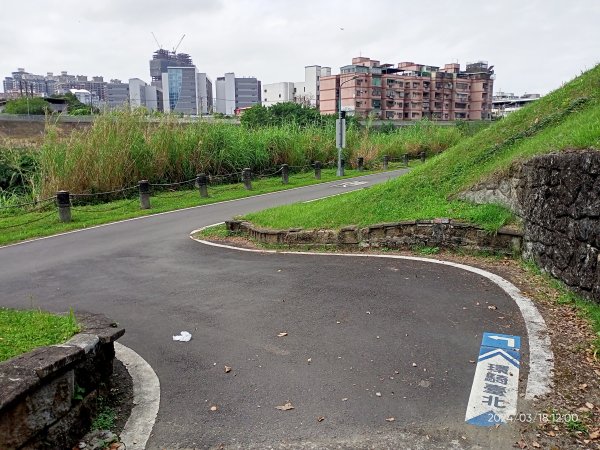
[519,151,600,302]
[225,219,523,255]
[0,314,124,450]
[460,150,600,302]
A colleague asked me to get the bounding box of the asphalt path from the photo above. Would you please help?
[0,169,527,449]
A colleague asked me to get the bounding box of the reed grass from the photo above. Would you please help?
[30,112,463,199]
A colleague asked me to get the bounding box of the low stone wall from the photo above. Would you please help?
[0,314,125,450]
[460,149,600,303]
[226,219,523,255]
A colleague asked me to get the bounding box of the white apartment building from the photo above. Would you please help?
[261,65,331,108]
[262,82,295,107]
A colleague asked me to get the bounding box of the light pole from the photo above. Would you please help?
[337,75,361,176]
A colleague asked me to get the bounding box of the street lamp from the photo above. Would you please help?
[337,75,363,176]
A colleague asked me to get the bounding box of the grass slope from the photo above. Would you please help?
[245,65,600,231]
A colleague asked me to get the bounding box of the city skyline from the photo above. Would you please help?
[1,1,599,97]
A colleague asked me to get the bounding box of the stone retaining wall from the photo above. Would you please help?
[0,314,125,450]
[226,219,523,255]
[460,149,600,302]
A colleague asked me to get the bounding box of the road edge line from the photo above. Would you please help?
[115,342,160,450]
[190,224,553,401]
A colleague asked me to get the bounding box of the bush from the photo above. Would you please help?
[3,98,50,115]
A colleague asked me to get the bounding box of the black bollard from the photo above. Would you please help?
[56,190,71,223]
[243,168,252,190]
[402,154,409,166]
[281,164,289,184]
[314,161,322,180]
[358,157,364,172]
[383,155,389,170]
[197,173,208,198]
[139,180,151,209]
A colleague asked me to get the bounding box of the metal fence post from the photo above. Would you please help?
[243,168,252,190]
[358,157,364,172]
[314,161,321,180]
[281,164,289,184]
[139,180,151,209]
[420,151,426,163]
[197,173,208,198]
[403,154,409,166]
[56,190,71,223]
[383,155,389,170]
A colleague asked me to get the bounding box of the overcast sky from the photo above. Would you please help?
[2,0,598,96]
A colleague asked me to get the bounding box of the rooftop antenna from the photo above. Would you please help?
[151,32,162,50]
[173,34,186,54]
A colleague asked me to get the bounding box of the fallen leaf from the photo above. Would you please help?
[488,305,498,310]
[585,402,595,409]
[277,332,288,337]
[276,402,294,411]
[548,431,556,437]
[317,416,325,422]
[532,442,540,448]
[516,439,527,449]
[589,431,599,440]
[210,405,218,411]
[386,417,395,422]
[224,366,232,373]
[579,383,588,390]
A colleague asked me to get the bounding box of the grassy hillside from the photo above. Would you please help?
[245,65,600,231]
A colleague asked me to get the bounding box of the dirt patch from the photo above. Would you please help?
[109,358,134,435]
[200,236,600,449]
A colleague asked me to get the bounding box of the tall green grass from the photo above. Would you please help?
[32,111,463,198]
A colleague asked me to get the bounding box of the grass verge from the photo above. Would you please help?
[0,166,407,246]
[0,308,79,362]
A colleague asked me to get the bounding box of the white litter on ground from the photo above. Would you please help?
[173,331,192,342]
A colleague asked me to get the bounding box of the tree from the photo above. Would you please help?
[3,97,51,115]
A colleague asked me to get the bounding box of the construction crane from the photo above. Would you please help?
[151,32,162,50]
[173,34,186,54]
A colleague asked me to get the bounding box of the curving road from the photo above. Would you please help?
[1,169,529,449]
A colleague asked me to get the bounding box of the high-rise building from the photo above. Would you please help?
[149,49,193,88]
[320,57,494,121]
[215,73,261,115]
[161,66,212,115]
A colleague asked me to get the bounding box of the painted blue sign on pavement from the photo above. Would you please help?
[482,332,521,351]
[465,332,521,427]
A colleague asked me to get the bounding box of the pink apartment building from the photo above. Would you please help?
[320,57,494,121]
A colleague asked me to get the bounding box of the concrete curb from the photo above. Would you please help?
[190,223,554,401]
[115,342,160,450]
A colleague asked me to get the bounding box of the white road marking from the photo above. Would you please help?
[190,224,554,401]
[115,342,160,450]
